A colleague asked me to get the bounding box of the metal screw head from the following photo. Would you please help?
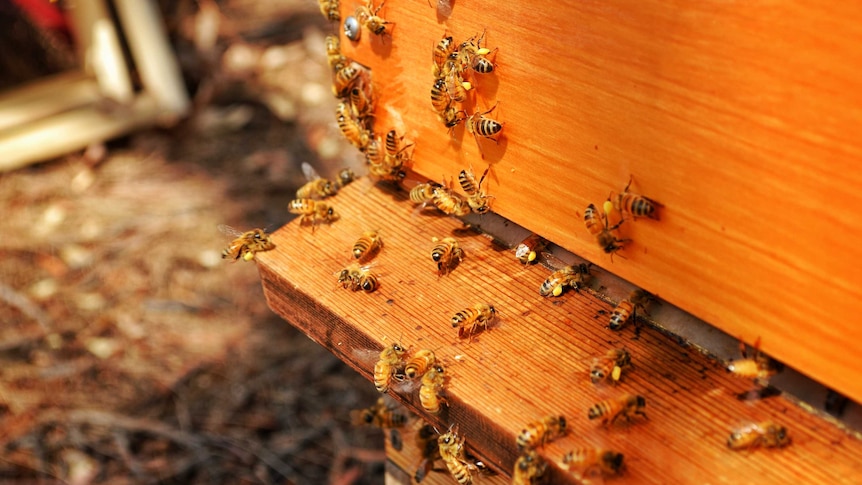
[344,16,361,41]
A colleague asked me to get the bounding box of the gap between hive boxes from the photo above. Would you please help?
[256,179,862,484]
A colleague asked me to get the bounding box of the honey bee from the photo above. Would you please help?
[431,77,453,113]
[355,0,393,37]
[350,397,408,428]
[288,198,338,230]
[336,168,356,189]
[515,234,547,264]
[414,422,441,483]
[336,102,371,150]
[353,230,383,261]
[590,348,632,385]
[516,415,567,450]
[444,69,470,102]
[440,106,468,132]
[374,341,406,393]
[410,181,443,205]
[432,186,471,216]
[451,303,496,339]
[438,425,474,484]
[608,289,654,331]
[728,337,783,386]
[512,449,547,485]
[318,0,340,21]
[325,35,347,72]
[614,175,661,221]
[539,263,592,297]
[588,394,648,427]
[431,236,464,275]
[561,448,624,478]
[432,34,456,77]
[458,167,493,214]
[218,225,275,262]
[727,421,791,451]
[405,349,437,379]
[337,263,379,293]
[333,62,362,98]
[419,364,446,414]
[466,104,503,158]
[349,84,374,118]
[384,129,413,169]
[296,162,337,199]
[456,31,497,74]
[584,203,629,256]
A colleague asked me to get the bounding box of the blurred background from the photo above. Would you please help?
[0,0,384,483]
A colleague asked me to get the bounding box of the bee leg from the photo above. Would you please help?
[623,174,634,194]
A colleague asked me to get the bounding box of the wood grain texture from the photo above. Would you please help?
[256,181,862,484]
[335,0,862,403]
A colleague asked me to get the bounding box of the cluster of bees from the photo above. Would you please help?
[430,31,502,157]
[582,176,662,260]
[410,165,494,217]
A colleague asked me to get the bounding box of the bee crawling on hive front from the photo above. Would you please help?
[458,166,494,214]
[349,396,408,429]
[584,202,630,259]
[419,363,447,415]
[373,341,407,393]
[514,234,547,265]
[355,0,394,38]
[539,262,593,298]
[438,425,480,485]
[466,103,503,159]
[609,175,663,221]
[512,449,547,485]
[352,230,383,261]
[727,421,791,451]
[218,225,275,262]
[431,236,464,276]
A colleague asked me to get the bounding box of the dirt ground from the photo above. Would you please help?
[0,1,388,483]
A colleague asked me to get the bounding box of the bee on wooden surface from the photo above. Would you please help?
[456,31,497,75]
[584,203,629,257]
[350,397,408,429]
[336,263,379,293]
[384,129,413,169]
[419,364,446,414]
[410,181,443,205]
[444,69,470,102]
[433,34,456,77]
[355,0,393,37]
[561,448,624,478]
[349,84,374,118]
[414,422,442,483]
[451,303,496,339]
[405,349,437,379]
[517,415,568,450]
[353,230,383,261]
[515,234,547,265]
[438,426,474,485]
[466,104,503,158]
[609,289,655,331]
[458,166,493,214]
[613,175,662,221]
[431,236,464,275]
[728,337,783,387]
[432,186,471,216]
[296,162,338,199]
[727,421,790,451]
[539,263,592,297]
[218,225,274,262]
[374,341,407,393]
[288,198,338,230]
[588,394,647,427]
[318,0,340,21]
[590,348,632,385]
[512,449,547,485]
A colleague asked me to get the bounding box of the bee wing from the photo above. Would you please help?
[217,224,244,238]
[539,251,568,270]
[301,161,321,182]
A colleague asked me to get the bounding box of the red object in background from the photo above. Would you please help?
[12,0,69,32]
